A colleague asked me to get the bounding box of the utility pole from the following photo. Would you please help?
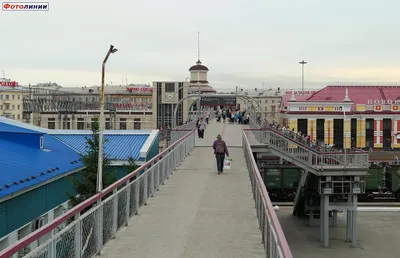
[299,60,307,93]
[236,85,238,110]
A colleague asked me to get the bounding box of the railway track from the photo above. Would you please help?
[273,202,400,207]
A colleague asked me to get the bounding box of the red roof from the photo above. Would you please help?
[189,60,209,71]
[305,86,400,111]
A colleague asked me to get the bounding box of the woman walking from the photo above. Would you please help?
[212,134,229,175]
[197,117,207,139]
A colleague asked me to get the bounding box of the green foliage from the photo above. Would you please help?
[124,156,140,175]
[68,120,115,208]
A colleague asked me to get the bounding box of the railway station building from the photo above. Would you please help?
[280,86,400,150]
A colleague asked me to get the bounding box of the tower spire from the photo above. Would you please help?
[197,31,200,63]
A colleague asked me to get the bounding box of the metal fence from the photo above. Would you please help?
[243,129,370,170]
[242,131,293,258]
[0,130,196,258]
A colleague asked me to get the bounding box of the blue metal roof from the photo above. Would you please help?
[0,122,44,135]
[0,134,83,198]
[52,134,149,161]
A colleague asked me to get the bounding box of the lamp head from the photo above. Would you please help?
[109,45,118,53]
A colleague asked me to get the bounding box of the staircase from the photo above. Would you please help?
[253,128,369,176]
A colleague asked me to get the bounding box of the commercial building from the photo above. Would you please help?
[281,86,400,150]
[0,117,160,255]
[27,84,153,130]
[0,78,24,121]
[152,58,216,128]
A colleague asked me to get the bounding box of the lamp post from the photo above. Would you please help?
[97,45,118,193]
[299,60,307,93]
[340,105,347,166]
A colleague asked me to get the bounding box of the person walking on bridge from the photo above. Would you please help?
[213,134,229,175]
[197,117,207,139]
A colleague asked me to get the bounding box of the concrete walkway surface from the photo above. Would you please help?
[100,121,265,258]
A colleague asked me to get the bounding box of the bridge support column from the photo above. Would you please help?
[318,175,362,248]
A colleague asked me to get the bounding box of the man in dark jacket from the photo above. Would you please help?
[212,134,229,174]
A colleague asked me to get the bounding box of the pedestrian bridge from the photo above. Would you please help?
[0,119,292,258]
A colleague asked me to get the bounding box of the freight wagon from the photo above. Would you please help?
[259,165,303,201]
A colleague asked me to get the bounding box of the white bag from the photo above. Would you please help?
[224,159,232,169]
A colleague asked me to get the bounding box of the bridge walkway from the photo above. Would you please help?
[100,120,265,258]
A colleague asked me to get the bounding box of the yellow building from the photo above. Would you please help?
[0,83,24,121]
[281,86,400,150]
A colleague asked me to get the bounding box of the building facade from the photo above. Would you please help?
[28,84,153,130]
[281,86,400,150]
[237,87,282,122]
[0,78,24,121]
[152,81,190,128]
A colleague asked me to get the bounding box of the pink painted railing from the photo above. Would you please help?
[0,130,196,258]
[242,130,293,258]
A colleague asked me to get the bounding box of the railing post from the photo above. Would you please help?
[48,229,56,258]
[125,181,130,226]
[112,189,118,237]
[135,178,140,214]
[96,199,104,255]
[143,169,148,205]
[74,213,82,258]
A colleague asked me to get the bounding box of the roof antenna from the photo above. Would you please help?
[197,31,201,63]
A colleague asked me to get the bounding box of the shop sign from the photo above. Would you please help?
[285,91,316,95]
[0,81,18,87]
[367,99,400,105]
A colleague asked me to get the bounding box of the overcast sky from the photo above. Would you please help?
[1,0,400,91]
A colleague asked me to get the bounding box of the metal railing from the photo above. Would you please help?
[243,129,369,172]
[242,131,293,258]
[0,130,196,258]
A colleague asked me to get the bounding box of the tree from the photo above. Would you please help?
[68,120,115,208]
[124,156,140,175]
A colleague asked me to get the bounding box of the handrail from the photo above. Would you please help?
[0,129,196,258]
[242,131,293,258]
[244,127,369,156]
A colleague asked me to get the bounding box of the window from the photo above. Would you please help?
[32,217,45,231]
[105,118,111,129]
[77,118,85,130]
[134,118,141,130]
[63,118,71,129]
[165,83,175,93]
[271,106,276,112]
[272,100,275,104]
[12,95,15,100]
[12,105,15,109]
[17,114,20,120]
[17,95,20,100]
[119,118,127,130]
[17,105,20,110]
[5,95,9,100]
[91,118,99,128]
[265,100,268,103]
[264,107,268,111]
[48,118,56,129]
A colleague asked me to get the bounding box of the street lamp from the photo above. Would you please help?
[339,105,347,166]
[299,60,307,93]
[97,45,118,193]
